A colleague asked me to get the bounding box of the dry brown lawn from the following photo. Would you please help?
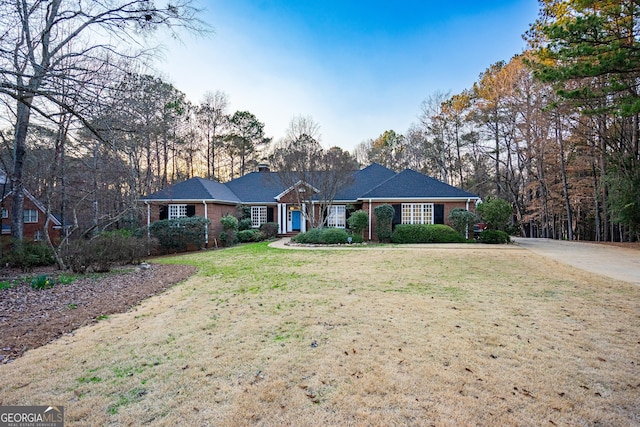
[1,242,639,426]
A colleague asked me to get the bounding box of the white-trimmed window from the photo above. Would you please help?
[401,203,433,224]
[34,230,43,241]
[1,208,7,219]
[327,205,346,228]
[251,206,267,228]
[168,204,187,219]
[24,209,38,223]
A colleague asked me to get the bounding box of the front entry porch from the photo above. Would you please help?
[277,203,307,235]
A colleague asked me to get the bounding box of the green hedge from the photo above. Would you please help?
[3,241,56,271]
[291,228,363,244]
[391,224,465,244]
[478,229,511,244]
[148,216,210,253]
[237,229,265,242]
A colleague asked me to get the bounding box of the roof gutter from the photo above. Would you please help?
[368,198,372,241]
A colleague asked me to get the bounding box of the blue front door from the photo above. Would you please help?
[292,210,301,231]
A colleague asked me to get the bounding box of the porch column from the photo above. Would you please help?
[301,204,307,233]
[278,203,286,234]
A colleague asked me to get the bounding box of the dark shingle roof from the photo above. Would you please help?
[334,163,397,201]
[225,172,286,203]
[142,177,240,202]
[141,164,479,204]
[361,169,479,199]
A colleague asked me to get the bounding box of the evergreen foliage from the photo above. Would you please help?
[149,217,210,254]
[391,224,465,244]
[476,197,512,231]
[374,204,395,242]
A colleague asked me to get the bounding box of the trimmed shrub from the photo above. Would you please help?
[478,229,511,244]
[259,222,278,239]
[391,224,465,244]
[291,228,351,244]
[149,216,210,253]
[391,224,432,243]
[430,224,466,243]
[374,204,395,242]
[347,210,368,237]
[3,241,56,271]
[291,228,321,244]
[219,214,239,247]
[320,228,349,244]
[237,229,265,243]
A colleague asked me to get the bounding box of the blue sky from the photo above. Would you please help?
[158,1,540,152]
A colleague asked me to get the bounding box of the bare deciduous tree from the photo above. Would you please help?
[0,0,207,243]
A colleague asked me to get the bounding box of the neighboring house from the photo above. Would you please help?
[0,179,63,244]
[141,163,481,244]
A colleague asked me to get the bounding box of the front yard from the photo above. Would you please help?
[1,242,638,426]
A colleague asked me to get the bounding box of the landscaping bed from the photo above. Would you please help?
[0,264,196,364]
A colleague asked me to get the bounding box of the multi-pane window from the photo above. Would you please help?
[1,208,7,218]
[251,206,267,228]
[33,230,43,241]
[401,203,433,224]
[327,205,346,228]
[168,204,187,219]
[24,209,38,223]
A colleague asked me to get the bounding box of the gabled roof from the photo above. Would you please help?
[141,177,240,203]
[0,186,63,227]
[334,163,397,201]
[224,172,286,203]
[141,164,480,204]
[361,169,479,199]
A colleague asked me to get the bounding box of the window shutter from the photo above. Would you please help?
[159,205,168,220]
[392,204,402,226]
[267,207,274,223]
[434,204,444,224]
[186,205,196,217]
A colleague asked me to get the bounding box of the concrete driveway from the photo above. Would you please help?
[512,237,640,286]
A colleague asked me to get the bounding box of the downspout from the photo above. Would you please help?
[203,200,208,246]
[465,198,470,240]
[368,199,372,241]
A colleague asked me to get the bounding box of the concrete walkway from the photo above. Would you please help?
[512,237,640,286]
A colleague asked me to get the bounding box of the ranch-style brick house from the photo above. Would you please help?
[141,163,481,244]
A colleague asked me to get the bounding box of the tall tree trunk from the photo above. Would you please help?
[557,115,573,240]
[494,113,501,195]
[11,94,34,244]
[455,122,464,188]
[598,118,609,241]
[590,134,602,241]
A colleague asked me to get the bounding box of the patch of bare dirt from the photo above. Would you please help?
[0,264,196,364]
